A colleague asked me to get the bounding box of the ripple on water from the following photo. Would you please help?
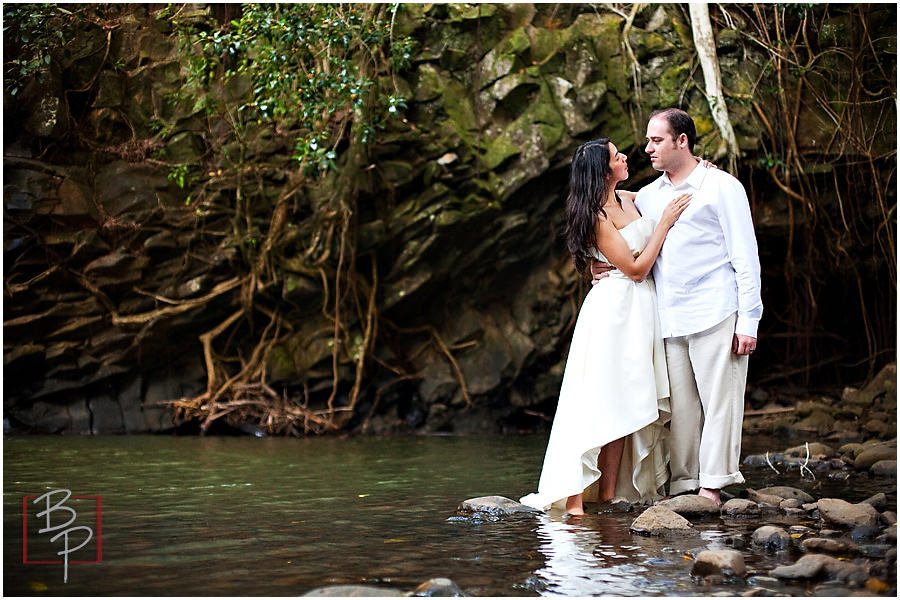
[3,434,896,596]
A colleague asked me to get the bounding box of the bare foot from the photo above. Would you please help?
[698,487,722,506]
[565,494,585,516]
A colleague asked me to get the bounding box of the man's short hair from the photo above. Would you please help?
[649,108,696,153]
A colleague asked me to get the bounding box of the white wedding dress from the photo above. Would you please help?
[520,217,671,511]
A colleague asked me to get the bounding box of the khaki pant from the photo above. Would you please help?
[665,313,748,495]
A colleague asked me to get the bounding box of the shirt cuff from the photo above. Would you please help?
[735,315,759,339]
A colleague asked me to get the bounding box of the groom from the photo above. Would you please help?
[594,108,763,504]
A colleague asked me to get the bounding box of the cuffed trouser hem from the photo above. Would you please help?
[669,478,700,495]
[699,471,745,490]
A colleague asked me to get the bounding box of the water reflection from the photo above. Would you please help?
[3,434,895,597]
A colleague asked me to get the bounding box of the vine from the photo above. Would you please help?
[157,3,421,433]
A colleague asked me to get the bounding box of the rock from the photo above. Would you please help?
[657,494,721,516]
[691,549,747,578]
[770,553,867,585]
[870,459,897,477]
[794,411,835,435]
[780,498,803,510]
[757,486,815,503]
[751,525,792,551]
[596,496,634,512]
[849,524,882,541]
[881,510,897,525]
[784,443,834,459]
[412,578,465,597]
[853,444,897,469]
[744,489,785,506]
[721,498,760,517]
[303,585,406,596]
[801,537,859,555]
[629,506,695,537]
[456,496,539,517]
[862,492,888,510]
[876,524,896,544]
[817,498,880,528]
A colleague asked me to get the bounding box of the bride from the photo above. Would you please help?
[520,138,691,515]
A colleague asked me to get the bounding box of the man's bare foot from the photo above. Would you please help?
[698,487,722,506]
[565,494,585,516]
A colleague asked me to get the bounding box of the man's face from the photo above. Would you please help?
[644,116,683,173]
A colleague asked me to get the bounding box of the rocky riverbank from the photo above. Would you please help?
[300,365,897,596]
[448,469,896,596]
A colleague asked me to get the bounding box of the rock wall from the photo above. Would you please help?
[3,4,896,434]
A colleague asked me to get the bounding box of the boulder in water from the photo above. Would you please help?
[817,498,880,528]
[691,548,747,578]
[629,506,695,537]
[456,496,539,518]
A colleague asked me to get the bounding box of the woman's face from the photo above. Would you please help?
[607,142,629,183]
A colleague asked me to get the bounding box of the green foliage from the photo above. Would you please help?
[2,3,82,97]
[165,3,413,176]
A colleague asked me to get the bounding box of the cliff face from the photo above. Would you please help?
[4,4,896,435]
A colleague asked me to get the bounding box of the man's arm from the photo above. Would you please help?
[717,177,763,354]
[590,258,613,285]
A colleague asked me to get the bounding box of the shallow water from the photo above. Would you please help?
[3,434,895,596]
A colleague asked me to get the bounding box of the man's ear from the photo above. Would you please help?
[677,133,688,148]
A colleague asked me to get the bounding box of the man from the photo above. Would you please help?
[594,108,763,505]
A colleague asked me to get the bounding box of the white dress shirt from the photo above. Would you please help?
[635,163,763,339]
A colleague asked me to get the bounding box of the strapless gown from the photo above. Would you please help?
[520,217,670,510]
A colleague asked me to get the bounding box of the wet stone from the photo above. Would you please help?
[413,578,465,597]
[630,506,695,537]
[722,498,759,517]
[770,553,867,585]
[752,525,793,552]
[657,494,721,516]
[818,498,880,528]
[745,489,785,506]
[757,486,815,503]
[784,442,834,459]
[849,524,882,541]
[456,496,539,518]
[853,444,897,469]
[779,498,803,510]
[800,537,859,555]
[303,585,406,596]
[862,492,888,510]
[857,543,893,559]
[870,459,897,477]
[691,549,747,578]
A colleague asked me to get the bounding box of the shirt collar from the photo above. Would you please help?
[661,162,708,190]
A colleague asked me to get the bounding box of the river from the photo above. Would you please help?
[3,434,894,596]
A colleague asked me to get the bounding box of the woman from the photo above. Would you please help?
[520,138,691,515]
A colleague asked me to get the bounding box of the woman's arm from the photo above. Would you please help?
[594,193,691,282]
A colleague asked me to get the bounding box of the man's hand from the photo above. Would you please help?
[590,259,614,286]
[732,334,757,355]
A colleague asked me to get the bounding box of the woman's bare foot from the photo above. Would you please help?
[565,493,585,516]
[698,487,722,506]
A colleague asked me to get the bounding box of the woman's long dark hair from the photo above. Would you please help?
[564,139,613,275]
